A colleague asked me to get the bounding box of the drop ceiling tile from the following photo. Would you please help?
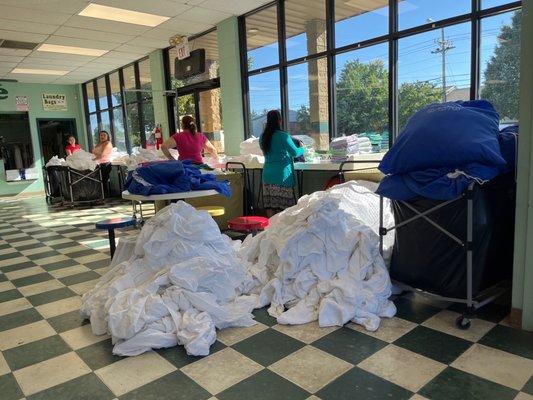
[43,36,116,50]
[0,48,32,56]
[200,0,271,15]
[178,6,232,24]
[0,18,58,35]
[25,52,97,62]
[93,0,193,17]
[0,61,18,68]
[5,73,58,83]
[0,5,72,25]
[53,26,135,44]
[0,0,88,15]
[0,56,24,63]
[96,51,142,60]
[0,29,48,43]
[143,28,180,41]
[113,43,156,54]
[63,15,151,36]
[128,36,169,48]
[158,17,212,34]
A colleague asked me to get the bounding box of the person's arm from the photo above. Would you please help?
[161,137,177,160]
[92,145,102,159]
[203,139,218,158]
[100,142,113,160]
[283,133,305,158]
[66,149,73,156]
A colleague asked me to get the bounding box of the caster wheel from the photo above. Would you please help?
[455,315,471,330]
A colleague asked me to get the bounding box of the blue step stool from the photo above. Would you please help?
[95,217,136,258]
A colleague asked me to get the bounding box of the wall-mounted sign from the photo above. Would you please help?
[16,96,29,111]
[42,93,67,111]
[0,84,7,100]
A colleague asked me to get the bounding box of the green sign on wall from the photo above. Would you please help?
[0,84,8,100]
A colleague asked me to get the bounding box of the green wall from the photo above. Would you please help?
[218,16,245,156]
[149,50,171,140]
[513,0,533,331]
[0,82,86,196]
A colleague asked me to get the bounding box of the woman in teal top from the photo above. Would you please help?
[260,110,304,216]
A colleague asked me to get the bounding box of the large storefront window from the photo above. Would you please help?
[480,10,521,123]
[336,43,389,142]
[398,22,471,131]
[241,1,521,144]
[249,70,281,137]
[83,57,152,153]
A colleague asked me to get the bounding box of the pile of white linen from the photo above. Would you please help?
[45,156,66,167]
[65,150,98,171]
[240,137,262,156]
[81,202,257,357]
[108,148,129,163]
[239,181,396,331]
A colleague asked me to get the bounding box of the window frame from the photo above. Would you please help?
[239,0,522,143]
[82,56,151,153]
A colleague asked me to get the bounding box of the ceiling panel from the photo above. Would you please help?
[4,73,58,83]
[129,37,170,48]
[96,51,142,60]
[0,0,89,15]
[177,7,232,25]
[158,17,212,35]
[113,44,157,54]
[142,28,180,41]
[93,0,193,17]
[0,5,73,25]
[25,52,97,62]
[54,26,135,44]
[0,56,24,63]
[63,15,152,35]
[0,18,58,35]
[0,48,33,56]
[0,29,48,43]
[44,35,117,50]
[200,0,271,15]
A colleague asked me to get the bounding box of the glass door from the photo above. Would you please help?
[198,88,224,153]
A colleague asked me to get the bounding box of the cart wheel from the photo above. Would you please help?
[455,315,471,330]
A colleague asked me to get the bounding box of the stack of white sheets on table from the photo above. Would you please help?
[330,135,373,161]
[240,137,262,156]
[357,136,372,154]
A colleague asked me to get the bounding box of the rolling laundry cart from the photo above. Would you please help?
[60,165,105,207]
[378,174,515,330]
[43,166,64,205]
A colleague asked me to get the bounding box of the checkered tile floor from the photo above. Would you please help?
[0,195,532,400]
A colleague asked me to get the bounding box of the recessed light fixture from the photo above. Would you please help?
[11,68,68,75]
[38,44,108,57]
[79,3,170,27]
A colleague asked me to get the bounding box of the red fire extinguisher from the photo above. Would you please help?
[155,124,162,150]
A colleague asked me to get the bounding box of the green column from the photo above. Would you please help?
[513,0,533,331]
[217,16,245,156]
[149,49,171,139]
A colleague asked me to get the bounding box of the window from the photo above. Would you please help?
[248,70,281,137]
[482,0,517,9]
[480,10,521,123]
[83,57,153,153]
[109,72,121,107]
[285,0,327,61]
[97,77,108,110]
[86,83,96,113]
[199,88,224,153]
[287,59,329,150]
[336,43,389,144]
[246,5,279,70]
[398,0,471,30]
[398,22,471,130]
[335,0,388,47]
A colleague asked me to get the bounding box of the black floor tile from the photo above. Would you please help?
[27,373,114,400]
[47,309,90,333]
[156,341,226,369]
[11,272,54,288]
[479,325,533,359]
[252,307,278,327]
[76,339,124,370]
[27,287,77,307]
[0,308,42,332]
[3,335,71,371]
[0,373,24,400]
[393,297,442,324]
[0,288,23,303]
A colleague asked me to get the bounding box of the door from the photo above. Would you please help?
[37,119,77,161]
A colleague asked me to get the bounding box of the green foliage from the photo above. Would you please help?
[481,10,521,121]
[294,104,311,135]
[398,81,441,130]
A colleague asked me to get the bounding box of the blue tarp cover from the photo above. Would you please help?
[124,160,231,197]
[377,101,510,200]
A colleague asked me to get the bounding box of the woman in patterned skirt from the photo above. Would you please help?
[260,110,304,217]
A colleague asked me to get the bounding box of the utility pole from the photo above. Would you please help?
[431,27,455,102]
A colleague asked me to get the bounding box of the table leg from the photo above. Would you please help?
[154,200,169,213]
[108,228,116,259]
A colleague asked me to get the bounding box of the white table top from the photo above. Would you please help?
[122,189,218,202]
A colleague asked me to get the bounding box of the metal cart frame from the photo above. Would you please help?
[378,183,509,329]
[42,166,64,205]
[62,166,105,207]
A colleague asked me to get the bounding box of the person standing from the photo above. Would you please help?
[65,135,81,156]
[161,115,218,163]
[260,110,304,217]
[92,130,113,196]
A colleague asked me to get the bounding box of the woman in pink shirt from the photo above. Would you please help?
[161,116,218,163]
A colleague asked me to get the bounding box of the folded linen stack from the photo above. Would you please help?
[357,136,372,154]
[330,135,359,162]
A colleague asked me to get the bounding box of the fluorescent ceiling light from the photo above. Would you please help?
[38,44,108,57]
[11,68,68,75]
[79,3,170,27]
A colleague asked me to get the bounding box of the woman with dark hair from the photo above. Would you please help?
[92,130,113,163]
[65,135,81,156]
[161,115,218,163]
[260,110,304,216]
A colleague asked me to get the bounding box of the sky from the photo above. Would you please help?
[247,0,518,120]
